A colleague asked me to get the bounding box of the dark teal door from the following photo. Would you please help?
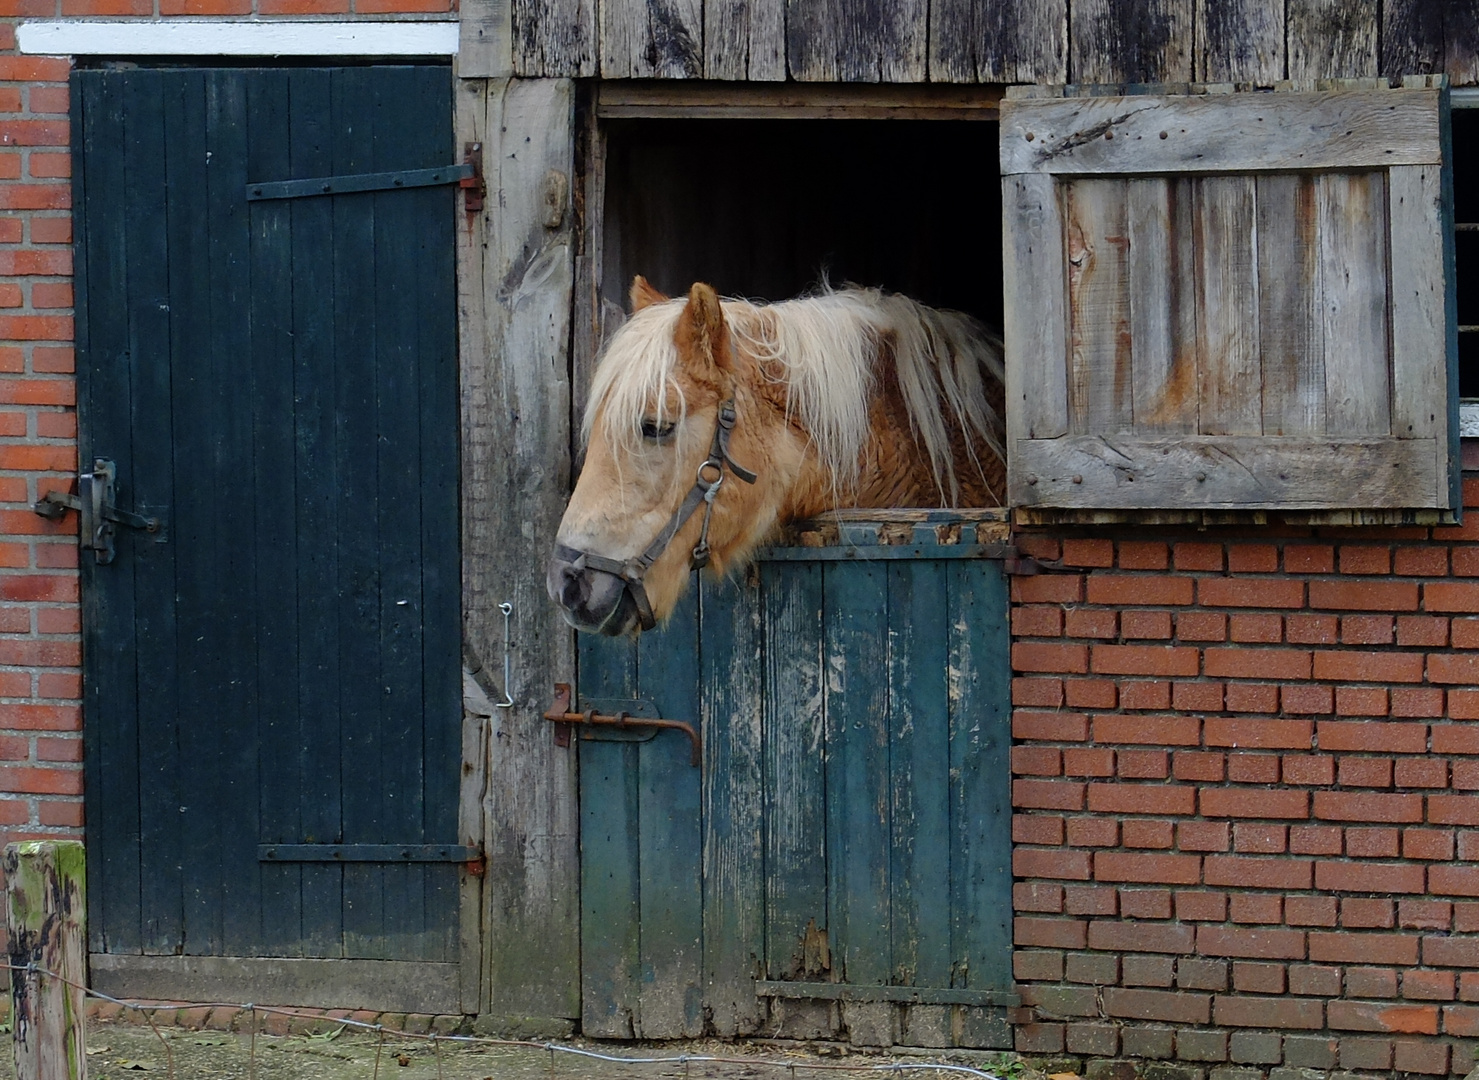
[576,522,1015,1045]
[73,66,464,1008]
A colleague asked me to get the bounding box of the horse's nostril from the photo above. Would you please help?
[559,566,588,609]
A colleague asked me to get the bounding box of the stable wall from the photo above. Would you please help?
[1008,456,1479,1075]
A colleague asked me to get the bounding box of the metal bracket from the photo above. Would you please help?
[544,683,702,767]
[461,143,485,213]
[34,459,158,564]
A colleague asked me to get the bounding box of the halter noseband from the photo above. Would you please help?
[557,399,758,632]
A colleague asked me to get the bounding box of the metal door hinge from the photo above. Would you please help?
[461,143,485,213]
[34,459,158,564]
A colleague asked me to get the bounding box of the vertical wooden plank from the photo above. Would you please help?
[411,65,465,970]
[948,562,1012,993]
[701,570,766,1036]
[636,586,704,1038]
[763,562,827,982]
[461,0,513,77]
[246,69,303,959]
[1065,178,1133,435]
[601,0,703,78]
[1194,0,1283,82]
[786,0,840,80]
[203,68,261,960]
[1288,0,1378,79]
[1127,177,1198,434]
[475,77,579,1025]
[76,69,142,956]
[119,71,182,958]
[930,0,1067,83]
[1444,8,1479,86]
[1389,161,1454,508]
[511,0,597,77]
[888,561,951,989]
[823,562,890,987]
[704,0,785,79]
[1318,171,1391,436]
[1002,171,1069,499]
[6,842,87,1080]
[1382,0,1446,78]
[1257,173,1325,436]
[846,0,927,82]
[1196,175,1262,435]
[1069,0,1193,83]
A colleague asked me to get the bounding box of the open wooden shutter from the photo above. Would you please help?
[1001,79,1458,514]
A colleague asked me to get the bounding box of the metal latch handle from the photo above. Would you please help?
[543,683,702,767]
[33,459,158,564]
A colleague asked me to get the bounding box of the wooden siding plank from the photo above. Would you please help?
[1069,0,1193,84]
[929,0,1067,84]
[1195,174,1261,436]
[948,561,1012,993]
[998,89,1442,176]
[1126,177,1198,434]
[246,68,304,960]
[1004,172,1069,503]
[1257,173,1325,436]
[701,571,766,1036]
[1288,0,1378,80]
[461,0,512,77]
[1064,178,1133,435]
[77,69,143,956]
[122,70,183,958]
[576,633,640,1037]
[785,0,840,81]
[1011,435,1440,508]
[601,0,703,78]
[1382,0,1445,78]
[762,562,828,983]
[823,563,890,987]
[704,0,786,80]
[1318,171,1391,436]
[1388,162,1453,510]
[1194,0,1283,82]
[888,561,951,989]
[475,77,579,1024]
[636,587,704,1038]
[512,0,596,76]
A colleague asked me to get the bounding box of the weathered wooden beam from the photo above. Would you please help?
[512,0,596,76]
[6,841,87,1080]
[1288,0,1377,79]
[930,0,1067,83]
[1070,0,1193,84]
[1194,0,1282,82]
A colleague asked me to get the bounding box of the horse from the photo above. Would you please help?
[547,276,1007,637]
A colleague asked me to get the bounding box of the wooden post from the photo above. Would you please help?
[6,841,87,1080]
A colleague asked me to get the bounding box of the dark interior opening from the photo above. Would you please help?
[600,119,1003,334]
[1451,110,1478,398]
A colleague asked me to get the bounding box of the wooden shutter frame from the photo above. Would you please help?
[1001,78,1461,523]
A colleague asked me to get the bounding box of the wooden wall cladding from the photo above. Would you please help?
[503,0,1479,85]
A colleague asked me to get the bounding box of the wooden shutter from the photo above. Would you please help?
[1001,79,1458,514]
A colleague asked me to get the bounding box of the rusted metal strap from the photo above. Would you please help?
[543,683,702,767]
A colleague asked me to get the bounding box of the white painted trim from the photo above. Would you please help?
[1461,401,1479,438]
[17,19,459,56]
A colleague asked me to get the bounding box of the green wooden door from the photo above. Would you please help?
[576,521,1015,1045]
[73,66,464,1011]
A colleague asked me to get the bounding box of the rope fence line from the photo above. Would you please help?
[1,959,1009,1080]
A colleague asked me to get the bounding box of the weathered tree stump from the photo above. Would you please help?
[6,841,87,1080]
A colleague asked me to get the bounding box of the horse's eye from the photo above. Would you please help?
[640,418,676,441]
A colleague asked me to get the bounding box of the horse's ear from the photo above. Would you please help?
[674,282,732,377]
[630,275,668,312]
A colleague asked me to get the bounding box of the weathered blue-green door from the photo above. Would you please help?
[72,65,464,1011]
[577,519,1015,1046]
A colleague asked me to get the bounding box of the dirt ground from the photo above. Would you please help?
[0,1019,1019,1080]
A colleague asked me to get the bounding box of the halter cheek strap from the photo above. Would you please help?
[557,399,757,632]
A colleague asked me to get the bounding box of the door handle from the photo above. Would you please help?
[34,459,159,564]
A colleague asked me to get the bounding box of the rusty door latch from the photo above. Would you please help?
[544,683,702,767]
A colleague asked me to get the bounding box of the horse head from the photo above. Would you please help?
[547,278,813,637]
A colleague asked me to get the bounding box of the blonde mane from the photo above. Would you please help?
[585,286,1005,505]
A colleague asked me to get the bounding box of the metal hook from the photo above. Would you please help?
[496,602,515,708]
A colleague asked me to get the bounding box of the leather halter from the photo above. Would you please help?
[556,399,757,632]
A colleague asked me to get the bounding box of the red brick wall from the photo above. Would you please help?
[1010,473,1479,1076]
[0,8,454,851]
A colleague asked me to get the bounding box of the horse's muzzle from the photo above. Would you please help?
[547,551,641,636]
